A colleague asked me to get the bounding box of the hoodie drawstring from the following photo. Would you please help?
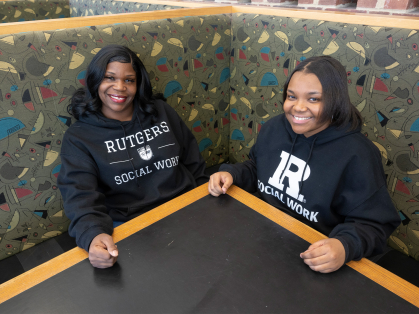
[278,135,298,184]
[121,111,147,188]
[120,124,140,187]
[299,137,317,195]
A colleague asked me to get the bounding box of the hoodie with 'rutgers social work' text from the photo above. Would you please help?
[58,100,208,251]
[220,113,400,263]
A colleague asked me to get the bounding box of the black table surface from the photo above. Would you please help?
[1,194,417,313]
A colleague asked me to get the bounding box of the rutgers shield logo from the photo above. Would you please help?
[137,145,153,160]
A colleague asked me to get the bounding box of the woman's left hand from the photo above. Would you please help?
[300,238,346,273]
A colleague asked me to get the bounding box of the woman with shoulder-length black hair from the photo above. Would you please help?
[69,44,159,121]
[209,55,400,273]
[58,44,208,268]
[282,55,363,131]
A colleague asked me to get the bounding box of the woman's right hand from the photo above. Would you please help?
[208,171,233,197]
[88,233,119,268]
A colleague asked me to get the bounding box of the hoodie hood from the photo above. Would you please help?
[284,115,361,145]
[78,103,143,129]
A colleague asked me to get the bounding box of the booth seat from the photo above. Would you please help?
[0,5,419,285]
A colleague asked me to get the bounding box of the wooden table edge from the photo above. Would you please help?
[1,183,418,309]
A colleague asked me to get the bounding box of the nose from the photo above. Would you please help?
[294,99,307,112]
[114,79,126,91]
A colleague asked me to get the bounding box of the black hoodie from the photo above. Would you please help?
[220,114,400,263]
[58,100,208,251]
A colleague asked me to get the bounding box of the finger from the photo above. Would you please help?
[300,239,326,256]
[220,175,233,194]
[103,238,118,257]
[307,263,335,274]
[303,253,330,267]
[300,245,328,259]
[208,176,223,196]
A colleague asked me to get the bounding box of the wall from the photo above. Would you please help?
[230,12,419,260]
[0,0,70,23]
[0,13,231,260]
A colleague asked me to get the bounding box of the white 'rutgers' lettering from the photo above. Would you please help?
[104,122,170,153]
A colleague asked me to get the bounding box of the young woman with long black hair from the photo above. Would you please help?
[209,56,400,273]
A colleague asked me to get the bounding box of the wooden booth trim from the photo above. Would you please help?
[232,6,419,29]
[2,4,419,35]
[226,185,419,309]
[0,184,210,304]
[0,6,232,36]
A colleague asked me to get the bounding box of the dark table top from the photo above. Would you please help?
[0,185,418,313]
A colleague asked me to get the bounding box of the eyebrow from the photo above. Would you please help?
[287,89,321,95]
[105,71,136,77]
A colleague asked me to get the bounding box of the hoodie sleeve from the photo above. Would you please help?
[219,146,259,193]
[58,136,113,252]
[328,145,401,263]
[165,103,208,186]
[330,184,400,263]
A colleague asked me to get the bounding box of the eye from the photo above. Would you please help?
[287,95,295,99]
[104,76,114,80]
[125,79,135,83]
[309,97,319,102]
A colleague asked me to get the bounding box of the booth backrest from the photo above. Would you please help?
[69,0,184,17]
[0,5,418,263]
[0,0,70,23]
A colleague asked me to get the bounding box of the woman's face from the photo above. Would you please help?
[283,71,330,138]
[99,61,137,121]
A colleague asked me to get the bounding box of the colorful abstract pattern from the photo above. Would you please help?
[0,14,230,260]
[230,13,419,260]
[69,0,184,17]
[0,0,70,23]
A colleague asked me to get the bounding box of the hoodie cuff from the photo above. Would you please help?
[219,164,237,182]
[332,235,358,263]
[78,225,113,252]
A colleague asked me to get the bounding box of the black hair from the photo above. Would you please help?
[282,55,362,131]
[68,44,164,122]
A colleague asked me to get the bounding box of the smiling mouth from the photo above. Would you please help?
[108,94,127,103]
[293,115,312,121]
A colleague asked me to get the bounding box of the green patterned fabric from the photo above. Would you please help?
[0,14,231,260]
[230,14,419,260]
[0,0,70,23]
[69,0,184,17]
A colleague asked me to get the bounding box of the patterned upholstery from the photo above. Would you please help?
[0,14,231,260]
[0,0,70,23]
[0,8,418,263]
[69,0,184,17]
[230,14,419,261]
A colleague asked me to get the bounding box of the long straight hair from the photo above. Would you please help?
[282,56,362,130]
[68,44,164,122]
